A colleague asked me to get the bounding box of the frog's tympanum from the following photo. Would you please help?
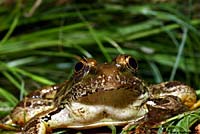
[0,55,198,134]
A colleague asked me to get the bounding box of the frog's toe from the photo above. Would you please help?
[22,118,51,134]
[190,100,200,110]
[122,115,146,132]
[0,123,20,132]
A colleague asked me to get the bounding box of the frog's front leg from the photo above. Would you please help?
[22,107,73,134]
[10,84,60,126]
[0,83,67,132]
[22,117,50,134]
[22,110,54,134]
[22,101,110,133]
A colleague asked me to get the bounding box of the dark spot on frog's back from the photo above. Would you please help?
[165,81,183,88]
[16,99,31,107]
[25,101,32,107]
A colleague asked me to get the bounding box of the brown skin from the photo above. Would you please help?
[0,55,198,134]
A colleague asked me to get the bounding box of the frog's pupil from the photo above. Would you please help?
[75,62,84,72]
[128,58,137,69]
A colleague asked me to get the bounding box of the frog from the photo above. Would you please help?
[0,54,198,134]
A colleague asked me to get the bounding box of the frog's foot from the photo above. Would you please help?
[0,115,21,131]
[133,123,159,134]
[123,96,188,133]
[146,95,189,125]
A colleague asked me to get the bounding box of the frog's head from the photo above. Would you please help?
[72,55,138,91]
[73,54,137,86]
[67,55,148,106]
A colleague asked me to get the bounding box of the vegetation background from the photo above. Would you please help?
[0,0,200,133]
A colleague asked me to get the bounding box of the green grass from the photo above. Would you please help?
[0,0,200,133]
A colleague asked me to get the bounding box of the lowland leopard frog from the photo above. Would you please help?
[0,55,198,134]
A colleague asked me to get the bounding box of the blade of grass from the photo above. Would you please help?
[0,40,62,55]
[0,87,18,106]
[0,0,22,45]
[76,9,111,62]
[0,14,19,45]
[13,68,55,85]
[125,19,200,41]
[9,69,26,99]
[31,50,79,60]
[126,5,199,36]
[106,47,200,73]
[73,45,92,58]
[2,71,25,93]
[104,37,125,54]
[174,114,200,131]
[169,27,188,81]
[7,56,40,67]
[148,61,163,83]
[1,62,28,95]
[14,22,86,41]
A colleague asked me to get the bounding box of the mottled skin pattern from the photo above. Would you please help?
[0,83,66,131]
[0,55,198,134]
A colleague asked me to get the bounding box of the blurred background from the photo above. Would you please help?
[0,0,200,133]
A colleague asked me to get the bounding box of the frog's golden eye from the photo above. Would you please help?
[127,57,137,70]
[114,54,138,72]
[74,57,97,75]
[75,61,85,72]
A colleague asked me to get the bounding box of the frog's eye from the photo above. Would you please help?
[75,61,85,72]
[127,57,137,70]
[114,54,138,72]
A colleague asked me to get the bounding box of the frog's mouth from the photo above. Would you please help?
[68,76,148,107]
[77,87,148,108]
